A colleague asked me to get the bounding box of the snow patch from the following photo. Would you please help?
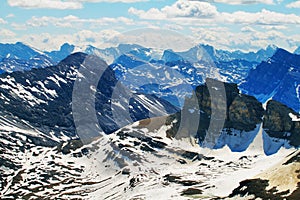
[289,113,300,122]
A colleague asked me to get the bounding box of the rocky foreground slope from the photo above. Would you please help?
[1,77,299,199]
[1,114,299,199]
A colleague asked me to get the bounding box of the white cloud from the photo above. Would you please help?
[197,0,275,5]
[11,23,27,30]
[21,28,194,52]
[261,25,288,30]
[4,25,300,53]
[26,15,134,28]
[105,28,197,51]
[220,9,300,25]
[241,26,256,32]
[129,1,300,26]
[7,0,82,9]
[7,0,147,9]
[190,26,298,52]
[0,18,7,24]
[162,0,218,18]
[3,0,300,53]
[19,29,122,51]
[6,14,15,18]
[78,0,147,2]
[0,29,16,38]
[286,1,300,8]
[164,24,184,31]
[129,0,217,19]
[128,7,166,20]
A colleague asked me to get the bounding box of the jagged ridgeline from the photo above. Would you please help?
[166,78,300,150]
[0,53,178,146]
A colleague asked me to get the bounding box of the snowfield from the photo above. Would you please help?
[1,116,297,199]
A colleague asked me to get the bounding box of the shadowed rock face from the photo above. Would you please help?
[264,100,300,146]
[166,79,264,142]
[194,79,264,144]
[166,78,300,149]
[227,94,263,129]
[0,52,178,146]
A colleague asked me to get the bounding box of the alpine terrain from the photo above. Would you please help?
[0,43,299,200]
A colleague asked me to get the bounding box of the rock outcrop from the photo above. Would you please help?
[264,100,300,146]
[166,78,300,150]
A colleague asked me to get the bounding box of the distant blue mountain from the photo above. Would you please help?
[175,44,277,63]
[109,45,258,107]
[162,49,184,63]
[45,43,75,63]
[82,43,147,64]
[0,42,55,73]
[240,48,300,112]
[223,44,277,62]
[0,42,42,60]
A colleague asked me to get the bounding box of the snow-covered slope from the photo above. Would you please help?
[229,149,300,199]
[0,115,296,199]
[0,52,178,142]
[0,52,180,199]
[1,43,299,199]
[1,76,299,199]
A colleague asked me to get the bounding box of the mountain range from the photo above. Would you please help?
[1,64,299,198]
[0,42,300,199]
[0,42,279,73]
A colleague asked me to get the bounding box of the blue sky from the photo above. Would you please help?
[1,0,300,52]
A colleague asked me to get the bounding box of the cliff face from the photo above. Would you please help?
[227,94,263,129]
[264,100,300,146]
[166,78,300,150]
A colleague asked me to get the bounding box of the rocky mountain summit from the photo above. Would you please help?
[240,48,300,113]
[166,78,300,154]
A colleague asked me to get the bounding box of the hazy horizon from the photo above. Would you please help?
[1,0,300,52]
